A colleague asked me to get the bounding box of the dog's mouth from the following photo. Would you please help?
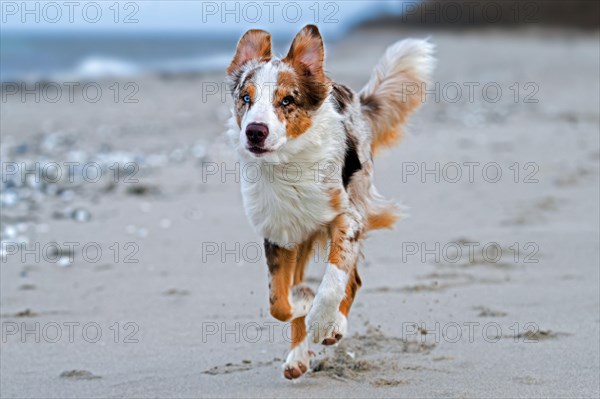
[247,146,271,156]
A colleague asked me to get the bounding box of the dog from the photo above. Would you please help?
[226,25,434,379]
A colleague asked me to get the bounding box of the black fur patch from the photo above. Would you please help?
[241,68,257,88]
[229,66,258,93]
[264,239,281,274]
[331,83,354,113]
[359,93,381,119]
[342,131,362,189]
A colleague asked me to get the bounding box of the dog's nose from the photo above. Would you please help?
[246,123,269,145]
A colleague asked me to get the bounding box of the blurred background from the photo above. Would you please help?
[1,1,598,81]
[1,1,599,398]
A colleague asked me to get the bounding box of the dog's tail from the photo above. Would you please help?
[359,39,434,155]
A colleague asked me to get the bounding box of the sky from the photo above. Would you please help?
[0,0,408,38]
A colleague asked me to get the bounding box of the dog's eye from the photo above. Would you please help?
[242,95,251,104]
[281,96,293,106]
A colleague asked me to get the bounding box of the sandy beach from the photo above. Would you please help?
[1,26,599,398]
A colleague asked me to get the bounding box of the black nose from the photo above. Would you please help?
[246,123,269,145]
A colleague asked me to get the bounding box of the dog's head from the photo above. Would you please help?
[226,25,329,161]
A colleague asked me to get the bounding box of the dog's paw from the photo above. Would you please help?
[306,303,347,345]
[283,343,310,380]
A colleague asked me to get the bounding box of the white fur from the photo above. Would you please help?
[306,264,349,343]
[360,38,435,98]
[228,85,344,246]
[238,62,291,155]
[359,38,435,141]
[283,339,310,376]
[290,285,314,319]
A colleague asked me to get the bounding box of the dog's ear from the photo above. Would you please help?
[227,29,272,75]
[284,25,324,79]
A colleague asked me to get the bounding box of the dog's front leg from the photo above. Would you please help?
[264,239,315,379]
[306,213,362,345]
[264,240,296,322]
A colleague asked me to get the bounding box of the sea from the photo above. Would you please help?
[0,0,413,82]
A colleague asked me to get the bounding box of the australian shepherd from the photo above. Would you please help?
[226,25,434,379]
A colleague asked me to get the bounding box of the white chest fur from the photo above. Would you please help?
[233,98,345,246]
[241,161,337,246]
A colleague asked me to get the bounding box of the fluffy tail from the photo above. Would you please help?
[360,39,435,155]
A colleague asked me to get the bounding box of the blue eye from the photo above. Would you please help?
[243,95,251,103]
[281,96,293,106]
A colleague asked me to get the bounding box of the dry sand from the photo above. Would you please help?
[1,27,599,397]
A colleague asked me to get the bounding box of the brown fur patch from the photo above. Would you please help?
[291,317,307,348]
[274,68,327,138]
[246,84,256,100]
[327,212,364,324]
[278,25,329,138]
[367,208,399,230]
[339,268,362,316]
[361,70,423,155]
[329,188,343,212]
[327,214,348,267]
[294,237,315,285]
[227,30,272,75]
[371,127,404,155]
[284,25,324,77]
[264,240,297,322]
[275,70,297,91]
